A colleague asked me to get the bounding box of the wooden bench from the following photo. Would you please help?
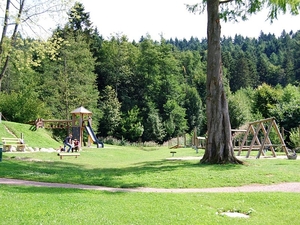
[57,152,80,159]
[1,138,26,152]
[170,151,177,157]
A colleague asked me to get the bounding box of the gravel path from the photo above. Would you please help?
[1,178,300,193]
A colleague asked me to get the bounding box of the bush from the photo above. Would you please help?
[289,127,300,149]
[0,92,50,123]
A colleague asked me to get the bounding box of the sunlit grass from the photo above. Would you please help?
[0,185,299,225]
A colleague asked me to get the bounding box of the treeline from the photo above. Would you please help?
[0,2,299,146]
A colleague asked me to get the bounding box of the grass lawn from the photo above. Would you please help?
[1,121,300,224]
[0,184,299,225]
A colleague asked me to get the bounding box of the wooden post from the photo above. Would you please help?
[193,127,197,147]
[247,123,261,158]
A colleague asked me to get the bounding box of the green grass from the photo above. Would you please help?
[0,185,299,225]
[1,146,300,188]
[1,121,300,224]
[1,121,61,148]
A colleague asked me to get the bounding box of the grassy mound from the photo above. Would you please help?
[0,121,61,148]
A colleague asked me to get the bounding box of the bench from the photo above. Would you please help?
[170,151,177,157]
[1,138,26,152]
[57,152,80,159]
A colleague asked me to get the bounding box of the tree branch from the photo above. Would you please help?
[0,0,10,55]
[0,0,25,84]
[219,0,235,4]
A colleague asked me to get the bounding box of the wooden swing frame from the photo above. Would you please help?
[237,117,289,158]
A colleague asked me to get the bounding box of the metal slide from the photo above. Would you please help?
[85,122,104,148]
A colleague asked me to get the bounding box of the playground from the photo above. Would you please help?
[1,106,103,154]
[0,117,300,223]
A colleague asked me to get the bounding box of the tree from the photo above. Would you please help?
[67,2,93,37]
[0,0,72,91]
[142,102,166,144]
[0,37,51,122]
[98,35,137,98]
[120,106,144,142]
[39,32,99,120]
[187,1,299,164]
[98,86,121,137]
[183,86,204,133]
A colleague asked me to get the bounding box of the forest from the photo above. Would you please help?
[0,2,299,147]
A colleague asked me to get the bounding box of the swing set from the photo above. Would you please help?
[235,117,294,159]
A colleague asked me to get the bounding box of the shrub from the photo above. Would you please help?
[289,127,300,149]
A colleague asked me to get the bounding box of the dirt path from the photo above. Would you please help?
[1,178,300,193]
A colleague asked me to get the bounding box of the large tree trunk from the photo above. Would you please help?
[200,0,243,164]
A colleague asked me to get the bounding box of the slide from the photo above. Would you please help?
[85,121,104,148]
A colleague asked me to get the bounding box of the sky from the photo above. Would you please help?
[78,0,300,41]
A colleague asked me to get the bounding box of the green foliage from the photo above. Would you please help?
[289,127,300,148]
[98,35,138,101]
[269,85,300,131]
[39,32,99,121]
[230,51,259,92]
[120,106,144,142]
[0,92,49,123]
[228,88,255,129]
[142,102,166,144]
[98,86,121,137]
[67,2,93,36]
[281,84,300,102]
[252,83,283,118]
[183,86,204,132]
[163,99,187,139]
[188,0,300,22]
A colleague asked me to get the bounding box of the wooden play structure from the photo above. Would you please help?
[32,106,103,148]
[34,118,71,129]
[236,117,290,158]
[70,106,93,147]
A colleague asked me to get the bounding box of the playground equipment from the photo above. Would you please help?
[235,117,291,159]
[169,135,187,149]
[192,128,206,153]
[33,106,103,148]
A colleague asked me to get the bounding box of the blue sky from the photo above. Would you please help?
[78,0,300,41]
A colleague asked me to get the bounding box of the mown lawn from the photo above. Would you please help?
[1,121,300,224]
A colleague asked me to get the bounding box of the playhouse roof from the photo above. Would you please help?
[70,106,92,115]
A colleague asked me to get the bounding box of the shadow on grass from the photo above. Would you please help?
[0,184,132,196]
[0,155,243,189]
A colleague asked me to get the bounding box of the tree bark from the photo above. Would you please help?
[200,0,243,164]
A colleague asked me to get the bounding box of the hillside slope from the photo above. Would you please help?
[0,121,61,148]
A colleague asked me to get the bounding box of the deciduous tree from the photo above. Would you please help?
[0,0,73,91]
